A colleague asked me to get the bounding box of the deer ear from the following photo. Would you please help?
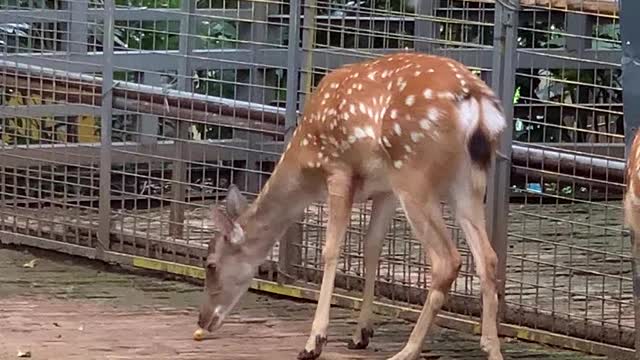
[211,206,234,234]
[225,184,248,220]
[210,206,246,246]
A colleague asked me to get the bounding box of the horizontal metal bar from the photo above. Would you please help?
[0,8,254,23]
[0,9,71,23]
[0,62,288,129]
[0,47,621,74]
[0,104,126,117]
[0,139,284,167]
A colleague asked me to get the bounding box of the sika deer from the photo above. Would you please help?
[196,52,507,360]
[625,130,640,258]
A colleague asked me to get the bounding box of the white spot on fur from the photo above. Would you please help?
[404,144,413,153]
[348,135,357,143]
[393,123,402,136]
[438,92,455,100]
[301,139,309,146]
[354,127,367,139]
[410,132,424,143]
[364,126,376,138]
[427,108,440,122]
[382,136,392,148]
[390,109,398,119]
[419,119,431,130]
[405,95,416,106]
[359,103,367,114]
[423,89,433,99]
[350,104,357,115]
[480,97,506,136]
[379,108,387,121]
[394,160,403,169]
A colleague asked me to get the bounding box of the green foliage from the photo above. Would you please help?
[190,69,237,139]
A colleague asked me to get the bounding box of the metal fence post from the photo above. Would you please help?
[620,0,640,356]
[277,0,303,284]
[169,0,195,239]
[98,0,116,257]
[485,0,520,324]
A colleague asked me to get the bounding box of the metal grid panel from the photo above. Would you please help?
[0,0,104,249]
[290,0,499,316]
[0,0,292,268]
[507,2,631,346]
[103,0,291,267]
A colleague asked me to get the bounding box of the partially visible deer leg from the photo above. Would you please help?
[388,194,462,360]
[348,192,397,350]
[450,173,503,360]
[298,170,354,360]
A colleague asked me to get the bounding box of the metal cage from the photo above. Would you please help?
[0,0,635,357]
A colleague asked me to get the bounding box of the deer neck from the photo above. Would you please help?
[237,159,315,261]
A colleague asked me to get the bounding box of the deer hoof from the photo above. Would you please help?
[347,327,374,350]
[297,335,327,360]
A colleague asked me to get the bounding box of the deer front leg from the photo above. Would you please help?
[298,171,354,360]
[348,192,397,350]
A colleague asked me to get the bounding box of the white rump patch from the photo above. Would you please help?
[457,97,480,137]
[480,97,507,137]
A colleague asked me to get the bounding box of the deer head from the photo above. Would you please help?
[197,184,253,332]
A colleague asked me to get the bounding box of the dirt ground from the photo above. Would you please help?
[0,245,606,360]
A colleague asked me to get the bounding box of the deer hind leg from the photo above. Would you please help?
[387,192,462,360]
[347,192,397,350]
[450,167,503,360]
[298,170,354,360]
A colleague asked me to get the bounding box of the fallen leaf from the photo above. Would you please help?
[22,259,37,268]
[17,350,31,358]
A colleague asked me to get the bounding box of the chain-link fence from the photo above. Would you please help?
[0,0,635,358]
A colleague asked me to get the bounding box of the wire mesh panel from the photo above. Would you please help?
[102,0,291,268]
[0,0,105,250]
[289,0,500,318]
[506,1,631,347]
[0,0,292,269]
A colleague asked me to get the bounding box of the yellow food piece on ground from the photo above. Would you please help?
[193,328,205,341]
